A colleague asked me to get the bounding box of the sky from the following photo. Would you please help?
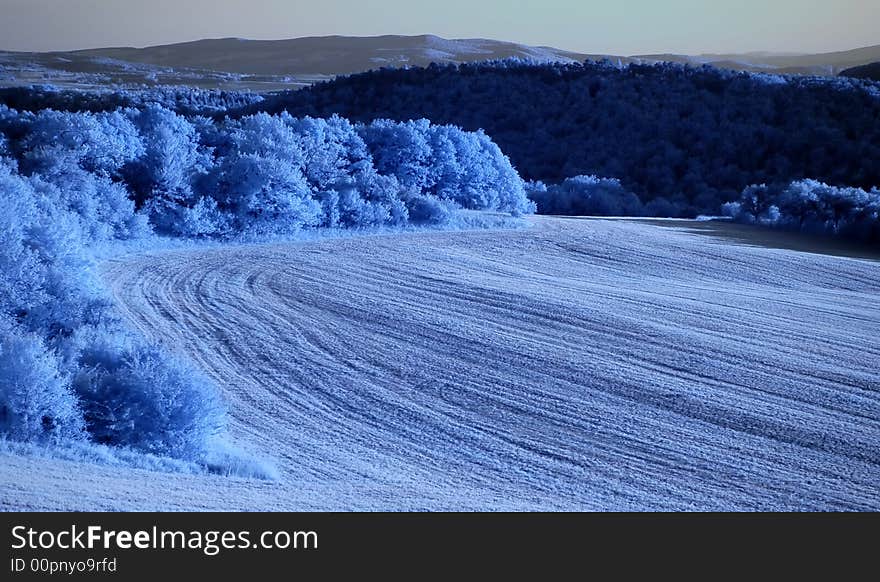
[1,0,877,55]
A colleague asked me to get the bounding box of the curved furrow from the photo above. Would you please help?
[4,217,879,510]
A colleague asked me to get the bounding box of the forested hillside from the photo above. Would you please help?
[238,61,880,216]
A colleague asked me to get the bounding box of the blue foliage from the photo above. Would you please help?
[72,332,225,459]
[723,180,880,242]
[359,118,433,192]
[0,316,84,444]
[0,159,226,461]
[0,101,532,469]
[124,105,210,230]
[239,60,880,217]
[181,112,531,235]
[527,175,644,216]
[29,170,149,242]
[21,109,143,176]
[406,194,457,225]
[0,85,264,116]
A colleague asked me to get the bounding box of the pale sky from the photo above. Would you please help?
[1,0,877,55]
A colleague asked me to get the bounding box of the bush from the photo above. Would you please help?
[22,109,143,176]
[723,179,880,242]
[0,157,227,464]
[0,85,265,116]
[238,60,880,216]
[216,153,322,234]
[0,102,533,472]
[124,105,210,226]
[405,194,456,225]
[528,175,644,216]
[0,322,84,444]
[29,169,148,242]
[359,119,433,191]
[1,103,532,239]
[72,333,225,459]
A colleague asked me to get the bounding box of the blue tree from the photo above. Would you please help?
[125,105,211,234]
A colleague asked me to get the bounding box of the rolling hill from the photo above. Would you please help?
[69,34,592,75]
[2,35,879,90]
[63,35,880,77]
[4,217,879,510]
[636,44,880,76]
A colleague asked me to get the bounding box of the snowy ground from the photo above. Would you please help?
[2,217,879,510]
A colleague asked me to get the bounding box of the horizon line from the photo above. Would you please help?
[2,33,877,59]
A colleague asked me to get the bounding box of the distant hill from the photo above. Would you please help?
[635,44,880,76]
[1,35,879,90]
[60,36,880,77]
[840,61,880,81]
[0,35,599,91]
[0,49,312,92]
[69,35,593,75]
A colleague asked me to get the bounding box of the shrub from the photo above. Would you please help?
[528,175,644,216]
[124,105,211,233]
[0,321,84,444]
[72,333,225,459]
[724,180,880,242]
[238,60,880,216]
[22,109,143,176]
[406,194,457,224]
[0,102,534,471]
